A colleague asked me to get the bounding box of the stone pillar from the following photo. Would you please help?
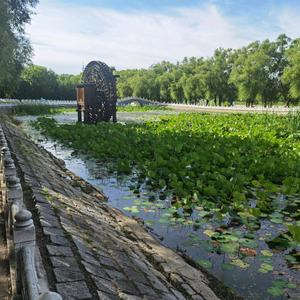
[4,157,17,177]
[7,176,23,203]
[7,176,23,230]
[1,147,10,162]
[13,209,38,298]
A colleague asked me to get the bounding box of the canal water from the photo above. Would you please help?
[17,112,300,300]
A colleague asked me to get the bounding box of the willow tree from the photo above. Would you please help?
[0,0,38,97]
[282,38,300,105]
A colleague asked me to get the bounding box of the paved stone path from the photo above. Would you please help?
[1,121,238,300]
[0,172,10,300]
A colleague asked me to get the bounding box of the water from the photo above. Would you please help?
[18,112,300,300]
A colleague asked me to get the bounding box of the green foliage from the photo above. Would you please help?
[229,36,293,107]
[12,104,75,116]
[0,0,38,97]
[33,113,300,246]
[282,38,300,102]
[15,65,82,100]
[18,65,59,99]
[115,35,300,107]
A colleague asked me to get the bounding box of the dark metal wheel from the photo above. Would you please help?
[83,61,117,122]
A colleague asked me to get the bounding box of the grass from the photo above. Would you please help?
[12,104,75,116]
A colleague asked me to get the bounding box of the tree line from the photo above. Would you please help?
[0,1,299,107]
[117,35,300,107]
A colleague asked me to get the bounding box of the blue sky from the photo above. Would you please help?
[26,0,300,74]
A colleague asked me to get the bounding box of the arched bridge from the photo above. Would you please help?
[117,97,161,107]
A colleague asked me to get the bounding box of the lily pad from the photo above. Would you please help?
[258,263,273,273]
[267,286,284,297]
[220,243,239,254]
[197,259,212,269]
[203,229,216,237]
[261,249,273,257]
[230,258,250,269]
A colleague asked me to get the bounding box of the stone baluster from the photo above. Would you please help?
[4,157,17,178]
[1,147,10,162]
[7,176,23,230]
[14,209,38,299]
[13,210,62,300]
[7,176,23,204]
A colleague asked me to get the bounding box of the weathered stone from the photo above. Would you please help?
[33,192,49,204]
[43,226,64,237]
[114,278,140,296]
[50,256,78,268]
[37,205,56,217]
[48,234,70,247]
[97,290,119,300]
[53,266,84,283]
[118,292,141,300]
[46,245,73,257]
[81,260,107,279]
[78,250,99,266]
[40,217,61,228]
[192,295,204,300]
[71,235,92,255]
[136,283,158,298]
[170,289,186,300]
[160,293,178,300]
[181,283,196,296]
[122,267,149,285]
[99,255,119,268]
[91,275,118,295]
[36,202,53,211]
[56,281,92,299]
[105,269,126,280]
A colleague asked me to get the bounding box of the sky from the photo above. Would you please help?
[26,0,300,74]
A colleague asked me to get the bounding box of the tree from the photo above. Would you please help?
[17,65,58,99]
[230,41,274,107]
[0,0,38,97]
[57,73,82,100]
[282,38,300,105]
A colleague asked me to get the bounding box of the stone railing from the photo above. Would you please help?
[0,126,62,300]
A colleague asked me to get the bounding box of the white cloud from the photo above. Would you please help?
[25,0,289,74]
[277,8,300,38]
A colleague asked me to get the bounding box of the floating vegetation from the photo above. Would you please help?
[32,112,300,299]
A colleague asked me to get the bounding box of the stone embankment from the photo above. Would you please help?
[1,120,237,300]
[0,177,10,299]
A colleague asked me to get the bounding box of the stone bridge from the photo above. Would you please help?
[117,98,161,107]
[0,119,239,300]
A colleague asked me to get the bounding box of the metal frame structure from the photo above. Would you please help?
[76,61,117,124]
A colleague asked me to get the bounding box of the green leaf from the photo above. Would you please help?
[267,286,284,297]
[230,259,249,269]
[287,283,297,289]
[261,249,273,257]
[258,263,273,273]
[197,259,212,269]
[287,225,300,243]
[220,243,239,254]
[203,229,216,237]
